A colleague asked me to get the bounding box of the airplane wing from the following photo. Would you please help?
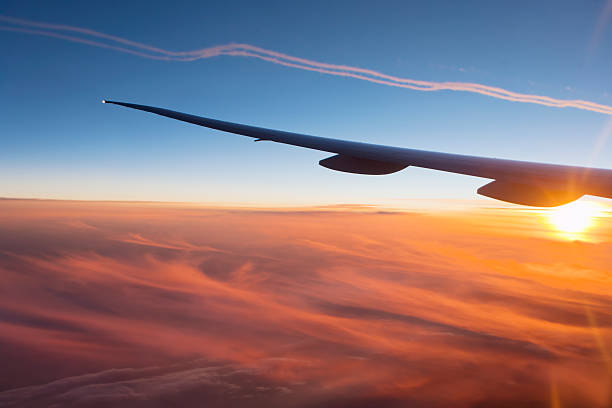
[103,100,612,207]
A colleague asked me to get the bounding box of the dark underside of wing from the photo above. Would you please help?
[103,100,612,207]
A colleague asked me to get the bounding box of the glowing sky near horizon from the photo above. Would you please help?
[1,0,612,205]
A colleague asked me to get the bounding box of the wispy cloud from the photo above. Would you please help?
[2,15,612,115]
[0,359,307,408]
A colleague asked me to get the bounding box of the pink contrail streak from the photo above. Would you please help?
[2,15,612,115]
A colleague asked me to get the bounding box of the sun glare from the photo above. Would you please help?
[547,201,602,240]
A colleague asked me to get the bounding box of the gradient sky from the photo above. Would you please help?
[2,0,612,205]
[2,4,612,406]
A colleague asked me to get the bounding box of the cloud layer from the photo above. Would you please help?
[2,15,612,115]
[0,199,611,407]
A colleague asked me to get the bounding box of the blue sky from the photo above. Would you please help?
[2,0,611,205]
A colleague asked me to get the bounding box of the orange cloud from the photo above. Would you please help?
[0,199,610,407]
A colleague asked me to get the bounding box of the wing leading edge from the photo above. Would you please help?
[102,100,612,207]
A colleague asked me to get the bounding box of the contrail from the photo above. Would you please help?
[2,15,612,115]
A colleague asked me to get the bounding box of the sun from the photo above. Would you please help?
[547,200,602,239]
